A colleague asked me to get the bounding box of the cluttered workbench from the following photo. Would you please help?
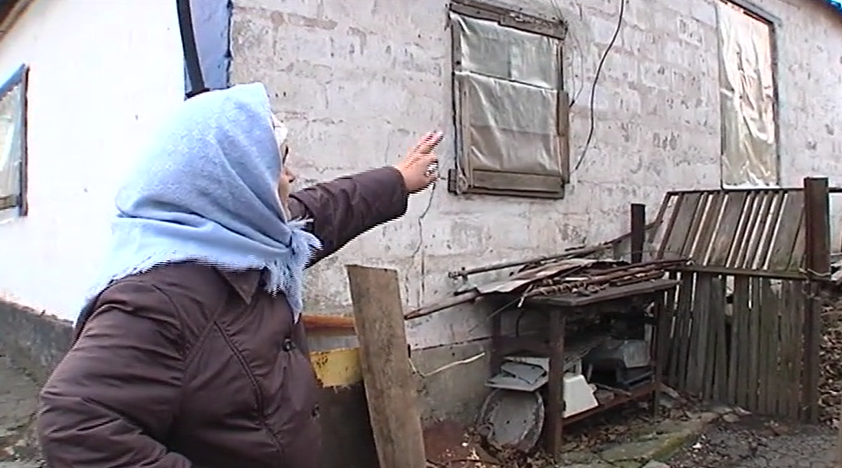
[484,260,679,456]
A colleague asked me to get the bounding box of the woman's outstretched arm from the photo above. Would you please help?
[288,166,409,266]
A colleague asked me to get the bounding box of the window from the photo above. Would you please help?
[0,64,28,217]
[447,0,569,199]
[716,0,779,188]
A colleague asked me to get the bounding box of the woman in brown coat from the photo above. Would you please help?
[36,83,442,468]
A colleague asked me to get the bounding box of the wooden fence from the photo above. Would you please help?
[662,273,807,419]
[648,177,831,422]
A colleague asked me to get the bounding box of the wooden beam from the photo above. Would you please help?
[345,265,426,468]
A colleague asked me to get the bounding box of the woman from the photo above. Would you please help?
[37,83,442,468]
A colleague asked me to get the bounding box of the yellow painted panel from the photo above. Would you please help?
[309,347,362,387]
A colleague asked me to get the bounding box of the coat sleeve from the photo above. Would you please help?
[288,166,409,265]
[37,280,191,468]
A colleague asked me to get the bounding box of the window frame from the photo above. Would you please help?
[447,0,570,199]
[716,0,782,188]
[0,64,29,216]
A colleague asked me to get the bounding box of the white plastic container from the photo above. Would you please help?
[563,373,599,417]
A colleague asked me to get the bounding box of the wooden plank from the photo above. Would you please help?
[766,192,803,270]
[768,282,783,416]
[545,313,567,457]
[655,294,671,413]
[702,275,718,400]
[649,192,675,244]
[740,192,774,270]
[709,192,748,266]
[345,265,427,468]
[661,272,679,386]
[758,279,776,415]
[700,193,728,265]
[792,282,805,419]
[711,276,728,402]
[656,194,682,258]
[754,193,786,270]
[688,274,711,395]
[672,273,695,389]
[803,289,821,423]
[731,276,750,407]
[755,279,769,414]
[788,210,806,271]
[663,193,701,259]
[747,277,762,412]
[727,191,759,269]
[681,193,711,260]
[778,281,795,418]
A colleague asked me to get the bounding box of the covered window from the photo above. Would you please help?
[717,0,779,188]
[448,0,569,199]
[0,64,28,216]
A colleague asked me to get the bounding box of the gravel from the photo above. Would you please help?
[669,416,836,468]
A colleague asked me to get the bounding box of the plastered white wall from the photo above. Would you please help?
[230,0,842,349]
[0,0,185,320]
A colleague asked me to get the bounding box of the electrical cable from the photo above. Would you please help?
[573,0,626,172]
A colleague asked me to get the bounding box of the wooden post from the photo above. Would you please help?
[803,177,829,424]
[631,203,646,263]
[345,265,427,468]
[544,313,566,458]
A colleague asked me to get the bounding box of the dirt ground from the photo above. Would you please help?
[2,342,839,468]
[668,415,836,468]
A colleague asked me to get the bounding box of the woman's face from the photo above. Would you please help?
[278,145,295,215]
[272,116,296,217]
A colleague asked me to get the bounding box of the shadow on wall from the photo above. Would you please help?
[0,300,73,384]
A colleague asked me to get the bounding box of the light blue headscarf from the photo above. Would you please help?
[82,83,321,324]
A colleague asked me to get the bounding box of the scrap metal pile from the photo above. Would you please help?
[405,244,690,320]
[515,258,688,299]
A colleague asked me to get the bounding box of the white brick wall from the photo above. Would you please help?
[230,0,842,348]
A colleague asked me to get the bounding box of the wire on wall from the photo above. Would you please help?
[573,0,626,172]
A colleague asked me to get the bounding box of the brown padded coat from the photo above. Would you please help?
[37,167,409,468]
